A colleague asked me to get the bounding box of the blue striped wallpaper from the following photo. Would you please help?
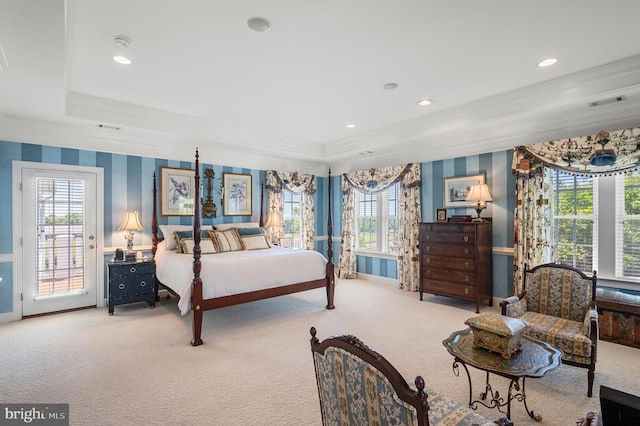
[0,138,515,315]
[332,150,517,298]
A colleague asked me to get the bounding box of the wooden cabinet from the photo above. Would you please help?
[419,222,492,313]
[107,259,156,315]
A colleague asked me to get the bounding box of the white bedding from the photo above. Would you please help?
[155,244,328,315]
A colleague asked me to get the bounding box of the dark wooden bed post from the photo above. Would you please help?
[152,172,158,257]
[259,183,265,227]
[326,168,335,309]
[191,148,204,346]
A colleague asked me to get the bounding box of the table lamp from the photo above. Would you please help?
[119,210,143,255]
[466,184,492,222]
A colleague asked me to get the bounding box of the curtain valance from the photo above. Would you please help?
[512,126,640,177]
[342,164,418,194]
[266,171,316,194]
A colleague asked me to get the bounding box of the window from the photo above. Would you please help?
[282,190,302,248]
[616,172,640,278]
[355,183,399,254]
[550,170,597,272]
[551,168,640,282]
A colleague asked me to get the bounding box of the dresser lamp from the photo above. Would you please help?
[466,184,492,222]
[118,210,143,256]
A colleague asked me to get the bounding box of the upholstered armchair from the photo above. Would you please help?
[309,327,510,426]
[501,262,598,397]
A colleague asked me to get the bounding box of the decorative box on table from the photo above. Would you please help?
[464,313,529,359]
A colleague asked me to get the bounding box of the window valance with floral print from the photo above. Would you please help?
[342,164,416,194]
[266,171,316,194]
[513,126,640,177]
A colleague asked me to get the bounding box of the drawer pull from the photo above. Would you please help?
[464,288,469,295]
[140,281,147,287]
[426,270,430,276]
[464,235,469,242]
[425,247,430,252]
[130,267,137,273]
[118,283,125,290]
[465,261,469,268]
[425,235,430,240]
[426,258,431,263]
[464,248,469,255]
[465,276,470,282]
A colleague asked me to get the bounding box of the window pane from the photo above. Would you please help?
[283,190,302,248]
[358,192,377,251]
[387,184,399,253]
[551,170,595,272]
[625,173,640,215]
[622,219,640,277]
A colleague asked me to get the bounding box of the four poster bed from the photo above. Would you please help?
[151,149,335,346]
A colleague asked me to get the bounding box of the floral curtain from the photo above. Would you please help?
[266,171,316,250]
[338,164,422,291]
[511,126,640,294]
[511,150,552,295]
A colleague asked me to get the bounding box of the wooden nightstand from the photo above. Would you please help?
[106,259,156,315]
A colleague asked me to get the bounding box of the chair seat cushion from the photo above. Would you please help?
[520,311,592,360]
[426,390,497,426]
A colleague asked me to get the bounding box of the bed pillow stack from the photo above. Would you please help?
[208,228,245,252]
[236,227,271,250]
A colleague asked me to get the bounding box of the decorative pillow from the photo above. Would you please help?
[159,225,192,250]
[180,238,218,254]
[209,228,245,252]
[237,227,266,236]
[241,234,271,250]
[215,222,260,231]
[174,230,213,253]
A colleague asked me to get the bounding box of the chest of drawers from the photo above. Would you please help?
[419,222,492,313]
[107,259,156,315]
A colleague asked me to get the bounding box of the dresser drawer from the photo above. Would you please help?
[421,231,475,245]
[422,268,477,284]
[422,279,477,299]
[422,255,476,271]
[421,244,476,258]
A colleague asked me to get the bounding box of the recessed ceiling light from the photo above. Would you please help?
[417,99,433,106]
[346,123,356,128]
[538,58,558,67]
[113,55,132,65]
[383,83,398,90]
[248,17,271,32]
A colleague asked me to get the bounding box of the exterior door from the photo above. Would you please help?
[20,164,101,316]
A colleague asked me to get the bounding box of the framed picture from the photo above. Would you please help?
[436,208,448,222]
[443,174,485,208]
[160,167,195,216]
[222,173,252,216]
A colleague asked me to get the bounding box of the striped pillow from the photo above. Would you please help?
[209,228,245,252]
[180,238,218,254]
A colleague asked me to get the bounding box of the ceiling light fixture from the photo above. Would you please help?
[537,58,558,67]
[248,17,271,32]
[113,35,133,65]
[113,55,132,65]
[417,99,433,106]
[383,83,398,90]
[346,123,356,128]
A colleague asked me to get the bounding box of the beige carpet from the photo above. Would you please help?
[1,277,639,425]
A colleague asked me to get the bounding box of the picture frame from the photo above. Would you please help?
[436,208,448,222]
[160,167,196,216]
[222,173,252,216]
[443,174,485,208]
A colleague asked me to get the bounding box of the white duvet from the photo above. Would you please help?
[154,244,328,315]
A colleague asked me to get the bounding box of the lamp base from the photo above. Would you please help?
[472,217,485,222]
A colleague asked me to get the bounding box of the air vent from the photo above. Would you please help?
[97,124,121,131]
[588,95,626,108]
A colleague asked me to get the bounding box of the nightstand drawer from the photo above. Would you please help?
[110,275,154,298]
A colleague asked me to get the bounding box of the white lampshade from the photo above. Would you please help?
[466,184,493,203]
[118,210,143,231]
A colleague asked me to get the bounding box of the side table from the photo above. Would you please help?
[106,259,156,315]
[443,328,562,422]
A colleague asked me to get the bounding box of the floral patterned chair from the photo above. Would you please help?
[309,327,510,426]
[500,262,598,397]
